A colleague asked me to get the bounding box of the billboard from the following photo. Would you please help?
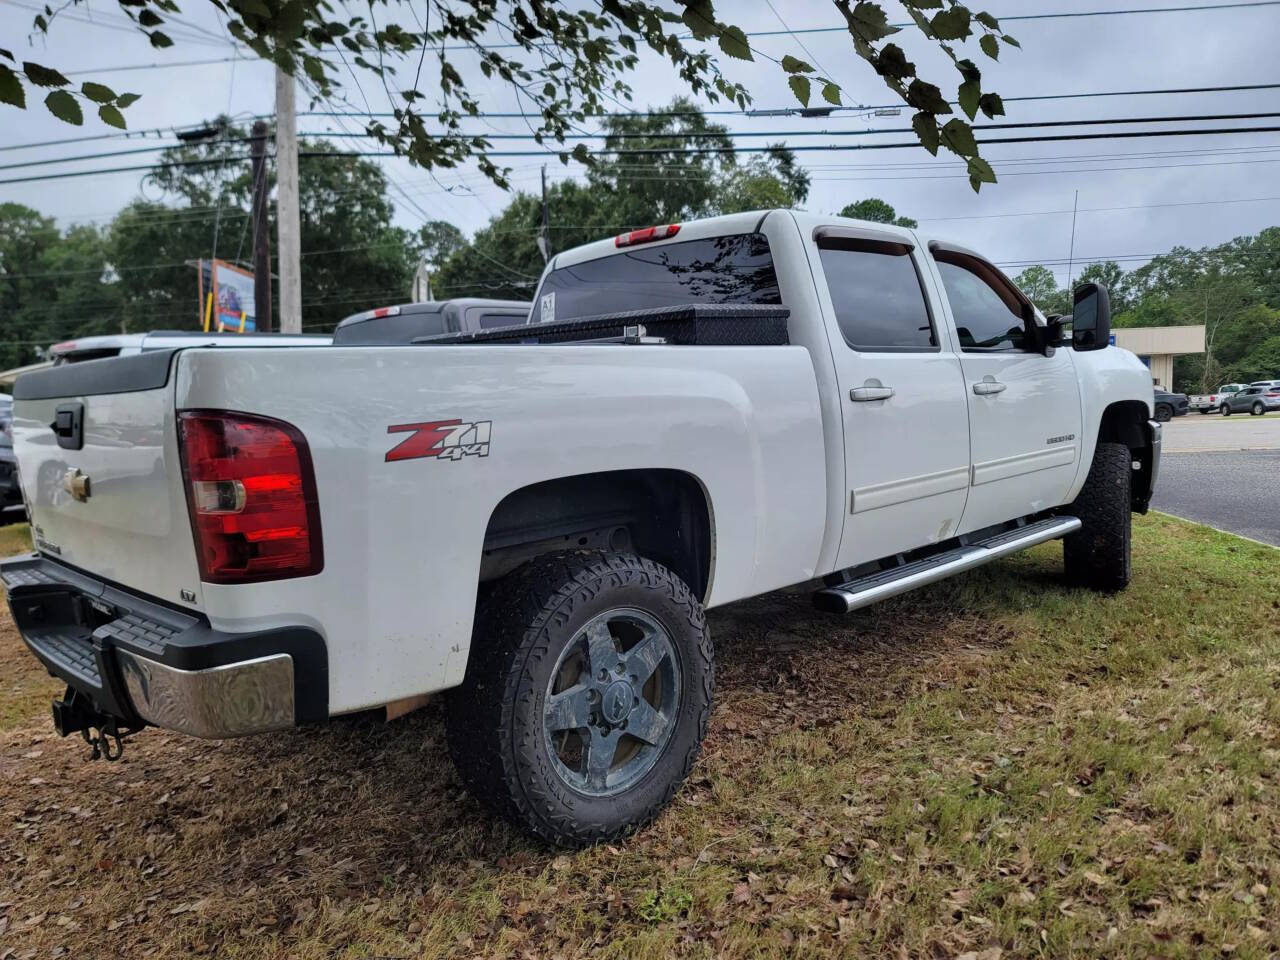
[198,259,257,332]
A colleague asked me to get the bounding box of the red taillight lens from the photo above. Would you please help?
[614,223,680,247]
[177,411,323,584]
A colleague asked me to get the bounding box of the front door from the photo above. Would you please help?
[928,248,1083,534]
[809,227,972,570]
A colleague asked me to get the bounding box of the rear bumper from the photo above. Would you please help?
[1,554,327,738]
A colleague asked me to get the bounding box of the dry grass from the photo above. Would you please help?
[1,514,1278,959]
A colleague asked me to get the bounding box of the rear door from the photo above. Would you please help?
[808,226,972,568]
[927,246,1083,534]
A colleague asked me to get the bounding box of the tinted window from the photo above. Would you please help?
[531,233,780,323]
[935,258,1027,351]
[818,239,935,350]
[477,312,526,329]
[332,310,446,345]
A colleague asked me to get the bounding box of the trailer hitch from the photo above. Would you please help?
[52,688,139,761]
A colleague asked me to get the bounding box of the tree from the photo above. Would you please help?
[417,221,467,270]
[1011,265,1068,316]
[714,146,809,215]
[838,198,917,228]
[7,1,1018,191]
[0,203,65,369]
[1075,261,1130,313]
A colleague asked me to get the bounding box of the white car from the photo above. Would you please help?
[2,210,1159,844]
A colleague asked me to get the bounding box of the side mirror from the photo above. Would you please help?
[1071,282,1112,351]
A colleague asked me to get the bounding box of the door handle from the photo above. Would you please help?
[850,384,895,402]
[972,377,1007,396]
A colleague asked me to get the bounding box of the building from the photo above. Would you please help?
[1112,325,1206,389]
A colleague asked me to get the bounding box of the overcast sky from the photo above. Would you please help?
[3,0,1278,289]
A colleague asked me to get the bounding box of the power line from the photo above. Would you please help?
[61,56,252,77]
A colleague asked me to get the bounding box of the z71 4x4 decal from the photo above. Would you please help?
[385,419,492,462]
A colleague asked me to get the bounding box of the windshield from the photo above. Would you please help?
[532,233,780,324]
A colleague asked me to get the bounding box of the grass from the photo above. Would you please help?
[1,514,1278,958]
[0,519,31,558]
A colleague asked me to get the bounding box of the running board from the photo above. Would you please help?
[813,515,1082,614]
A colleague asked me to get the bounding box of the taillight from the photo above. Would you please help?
[177,411,323,584]
[1209,395,1216,402]
[615,223,680,247]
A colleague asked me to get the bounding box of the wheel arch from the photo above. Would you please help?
[1093,399,1155,513]
[480,468,714,602]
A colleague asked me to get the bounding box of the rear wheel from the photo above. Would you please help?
[1221,404,1232,416]
[1064,442,1132,591]
[1252,402,1265,416]
[1154,404,1172,422]
[446,551,713,846]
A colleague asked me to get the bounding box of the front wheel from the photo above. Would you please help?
[1221,404,1232,416]
[1064,442,1132,591]
[446,551,713,846]
[1252,402,1265,416]
[1154,404,1172,422]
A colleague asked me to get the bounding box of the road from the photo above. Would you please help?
[1152,414,1280,546]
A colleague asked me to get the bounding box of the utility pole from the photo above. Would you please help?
[535,164,550,263]
[249,120,273,333]
[276,67,302,333]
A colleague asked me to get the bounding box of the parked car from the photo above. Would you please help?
[1220,383,1280,415]
[1153,387,1189,421]
[1250,379,1280,391]
[2,209,1159,845]
[1189,383,1246,413]
[51,330,332,365]
[332,299,530,345]
[0,394,21,514]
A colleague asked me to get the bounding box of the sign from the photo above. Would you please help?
[198,259,257,332]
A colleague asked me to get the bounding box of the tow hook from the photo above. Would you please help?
[51,687,137,761]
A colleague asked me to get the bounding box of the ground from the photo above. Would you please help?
[1162,410,1280,454]
[1153,450,1280,547]
[2,515,1279,959]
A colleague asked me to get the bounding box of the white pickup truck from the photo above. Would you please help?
[3,210,1159,845]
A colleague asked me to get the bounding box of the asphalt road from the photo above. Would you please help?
[1152,448,1280,546]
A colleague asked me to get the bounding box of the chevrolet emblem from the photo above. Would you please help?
[63,467,91,502]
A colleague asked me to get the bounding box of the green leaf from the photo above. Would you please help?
[80,81,115,103]
[0,48,14,62]
[98,103,126,129]
[303,55,325,84]
[929,7,971,41]
[138,9,162,26]
[875,43,914,81]
[115,92,141,107]
[912,111,939,155]
[974,11,1000,30]
[821,82,841,106]
[0,64,25,108]
[958,78,980,119]
[718,25,753,61]
[149,30,174,48]
[277,0,306,40]
[940,117,978,157]
[23,61,68,87]
[1002,33,1020,48]
[846,2,900,42]
[979,33,999,60]
[680,1,717,40]
[788,74,811,107]
[45,88,82,125]
[978,92,1004,118]
[967,156,996,192]
[905,78,950,114]
[780,54,813,74]
[237,0,271,17]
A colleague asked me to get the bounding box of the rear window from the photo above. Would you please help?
[333,310,446,345]
[531,233,780,323]
[477,312,526,329]
[817,237,935,351]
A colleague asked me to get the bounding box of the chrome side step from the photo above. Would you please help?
[813,515,1082,614]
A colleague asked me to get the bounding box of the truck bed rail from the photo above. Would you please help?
[413,303,790,347]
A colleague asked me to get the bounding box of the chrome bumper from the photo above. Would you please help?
[117,650,296,739]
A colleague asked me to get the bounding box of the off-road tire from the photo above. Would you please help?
[445,551,713,847]
[1064,441,1132,591]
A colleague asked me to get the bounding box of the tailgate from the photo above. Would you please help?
[10,351,204,611]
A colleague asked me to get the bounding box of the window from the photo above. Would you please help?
[477,312,525,329]
[934,253,1029,352]
[817,237,935,351]
[531,233,780,323]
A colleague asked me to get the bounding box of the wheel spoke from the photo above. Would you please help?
[584,620,618,676]
[626,697,667,746]
[584,728,619,790]
[624,628,668,686]
[545,684,593,733]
